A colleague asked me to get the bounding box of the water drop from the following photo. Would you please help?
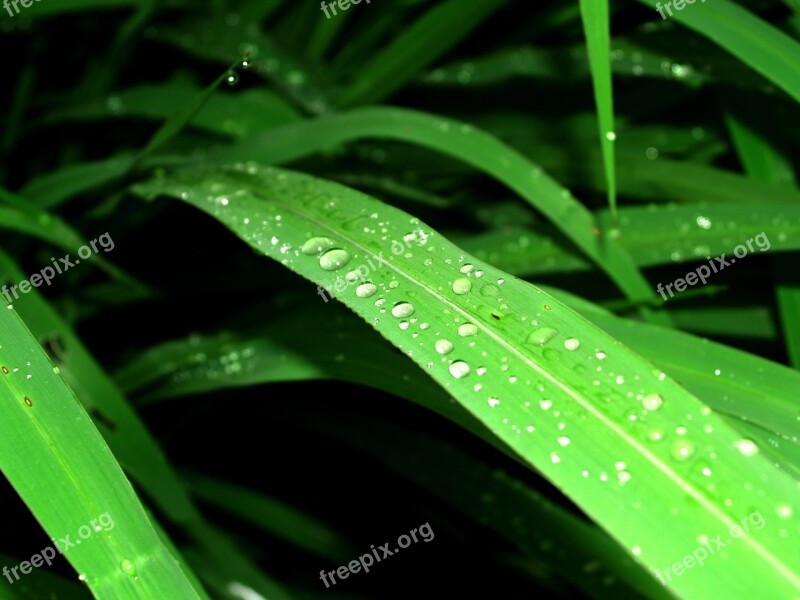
[356,283,377,298]
[487,398,500,408]
[452,277,472,295]
[734,439,759,457]
[458,323,478,337]
[776,504,793,519]
[449,360,470,379]
[120,560,136,577]
[557,436,571,447]
[391,302,414,318]
[460,264,475,275]
[671,439,695,461]
[606,131,616,141]
[301,236,336,255]
[225,70,240,86]
[527,327,558,345]
[435,339,454,355]
[642,393,664,411]
[563,338,580,351]
[319,249,351,271]
[539,399,553,411]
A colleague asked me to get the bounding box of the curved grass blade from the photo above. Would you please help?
[0,250,293,600]
[0,306,206,599]
[134,163,800,598]
[213,107,664,316]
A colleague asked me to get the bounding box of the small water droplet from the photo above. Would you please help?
[563,338,580,351]
[452,277,472,295]
[24,396,32,407]
[356,283,377,298]
[391,302,415,318]
[458,323,478,337]
[734,439,759,457]
[460,264,475,275]
[301,237,336,255]
[528,328,558,345]
[671,439,695,461]
[606,131,616,141]
[319,248,352,271]
[557,436,571,447]
[540,399,553,411]
[435,339,454,354]
[642,393,664,411]
[449,360,470,379]
[120,559,137,576]
[487,398,500,408]
[225,70,240,86]
[776,504,793,519]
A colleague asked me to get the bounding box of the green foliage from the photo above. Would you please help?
[1,1,798,598]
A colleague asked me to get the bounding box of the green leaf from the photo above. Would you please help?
[134,163,800,598]
[0,305,206,599]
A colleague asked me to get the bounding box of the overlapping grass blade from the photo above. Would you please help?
[0,305,206,599]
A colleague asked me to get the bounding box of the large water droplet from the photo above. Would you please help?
[435,339,454,354]
[449,360,470,379]
[528,328,558,345]
[458,323,478,337]
[733,439,759,457]
[319,249,351,271]
[452,277,472,295]
[356,283,377,298]
[301,237,336,255]
[391,302,415,318]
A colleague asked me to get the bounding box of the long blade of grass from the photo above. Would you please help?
[134,163,800,598]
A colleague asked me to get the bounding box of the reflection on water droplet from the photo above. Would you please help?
[120,560,136,576]
[647,428,664,442]
[458,323,478,337]
[452,277,472,295]
[391,302,415,318]
[528,328,558,345]
[671,439,695,461]
[320,248,351,271]
[301,237,336,255]
[487,398,500,408]
[449,360,470,379]
[642,393,664,411]
[356,283,377,298]
[225,70,239,86]
[435,339,454,354]
[734,439,758,457]
[563,338,580,351]
[776,504,793,519]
